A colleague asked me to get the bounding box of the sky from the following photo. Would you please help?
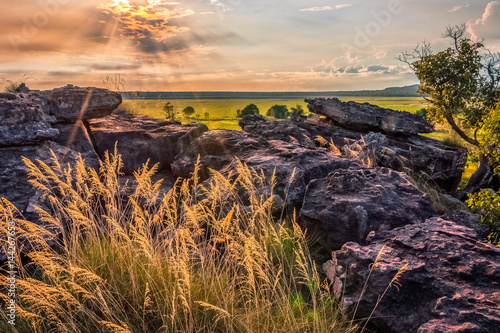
[0,0,499,91]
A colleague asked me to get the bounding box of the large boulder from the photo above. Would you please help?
[0,93,59,146]
[323,218,500,333]
[306,98,434,136]
[89,113,208,174]
[300,167,433,249]
[23,84,122,123]
[172,129,356,207]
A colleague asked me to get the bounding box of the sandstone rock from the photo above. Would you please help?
[239,114,316,147]
[52,121,100,169]
[172,129,356,207]
[323,218,500,333]
[344,132,467,192]
[306,98,434,135]
[39,85,122,122]
[300,167,433,249]
[89,113,208,174]
[0,141,83,214]
[0,94,59,146]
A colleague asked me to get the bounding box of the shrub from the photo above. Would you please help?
[0,150,354,333]
[267,105,290,119]
[415,108,428,121]
[163,102,175,120]
[236,104,259,118]
[183,106,195,117]
[467,189,500,245]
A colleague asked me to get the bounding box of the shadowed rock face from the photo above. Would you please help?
[323,218,500,333]
[306,98,434,136]
[299,167,433,250]
[89,113,208,174]
[0,94,59,146]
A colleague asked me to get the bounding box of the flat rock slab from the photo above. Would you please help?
[324,218,500,333]
[300,167,433,249]
[89,114,208,174]
[306,98,434,136]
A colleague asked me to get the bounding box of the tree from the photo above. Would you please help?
[267,105,289,119]
[415,108,428,121]
[182,106,195,117]
[163,102,175,120]
[399,23,500,194]
[290,105,306,122]
[204,112,210,120]
[236,104,259,118]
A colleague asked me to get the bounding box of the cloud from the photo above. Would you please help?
[468,1,500,41]
[300,4,352,12]
[448,4,469,12]
[300,6,333,12]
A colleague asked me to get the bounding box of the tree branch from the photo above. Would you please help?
[445,115,480,146]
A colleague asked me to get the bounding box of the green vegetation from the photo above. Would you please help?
[415,108,428,121]
[0,152,361,333]
[236,103,260,118]
[400,24,500,193]
[267,104,290,119]
[467,189,500,245]
[163,102,175,120]
[182,106,195,117]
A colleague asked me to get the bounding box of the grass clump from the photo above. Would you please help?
[0,150,355,333]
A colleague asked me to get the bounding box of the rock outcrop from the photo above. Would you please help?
[306,98,434,136]
[38,84,122,122]
[300,167,433,249]
[240,114,467,192]
[89,113,208,174]
[0,93,59,146]
[172,129,356,207]
[323,218,500,333]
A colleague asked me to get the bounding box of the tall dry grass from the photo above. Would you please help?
[0,149,357,333]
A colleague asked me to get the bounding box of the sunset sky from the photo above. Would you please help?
[0,0,499,91]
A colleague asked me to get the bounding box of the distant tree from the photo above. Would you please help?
[195,114,201,121]
[290,105,306,121]
[267,104,289,119]
[237,104,260,118]
[415,108,428,120]
[163,102,175,120]
[204,112,210,120]
[399,23,500,194]
[182,106,195,117]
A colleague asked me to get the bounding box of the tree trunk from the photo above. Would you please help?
[458,154,500,200]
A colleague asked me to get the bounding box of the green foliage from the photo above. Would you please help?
[182,106,195,117]
[290,105,305,121]
[400,24,500,148]
[467,189,500,245]
[479,102,500,168]
[163,101,175,120]
[415,108,428,120]
[236,103,260,118]
[267,104,290,119]
[204,112,210,120]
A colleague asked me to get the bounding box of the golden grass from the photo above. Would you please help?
[0,149,360,333]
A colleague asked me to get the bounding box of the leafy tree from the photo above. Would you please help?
[399,24,500,194]
[163,102,175,120]
[182,106,195,117]
[290,105,306,122]
[267,105,290,119]
[204,112,210,120]
[415,108,428,121]
[236,104,260,118]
